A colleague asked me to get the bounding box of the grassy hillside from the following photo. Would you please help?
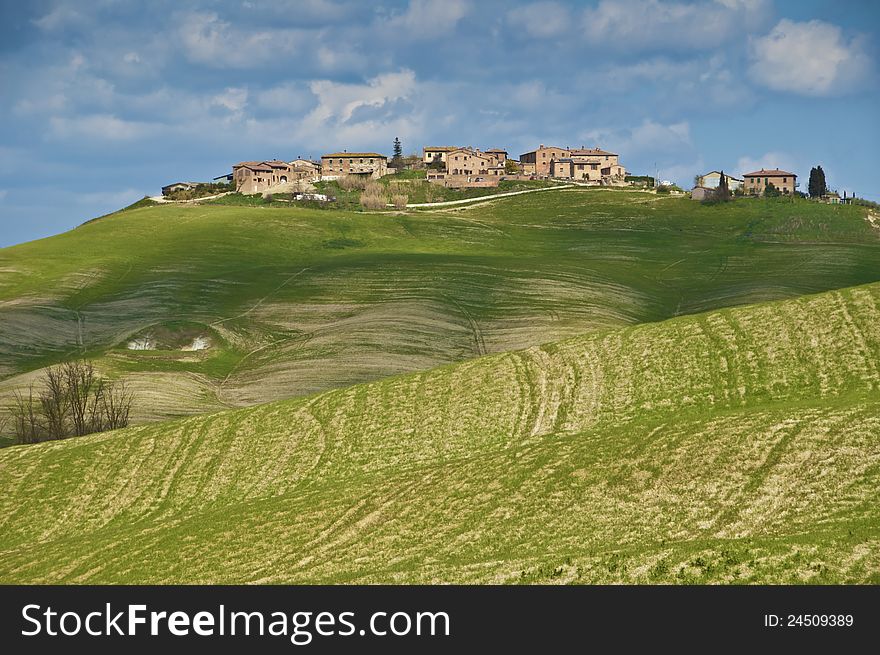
[0,282,878,583]
[2,190,879,427]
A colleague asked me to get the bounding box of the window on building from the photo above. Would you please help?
[783,177,787,183]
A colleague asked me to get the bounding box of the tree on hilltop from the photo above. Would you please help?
[391,137,403,168]
[713,170,731,202]
[808,166,827,198]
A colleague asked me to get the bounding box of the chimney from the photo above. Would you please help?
[539,144,544,149]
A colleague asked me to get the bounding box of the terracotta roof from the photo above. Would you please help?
[570,148,617,156]
[234,161,273,172]
[485,148,508,153]
[423,146,457,151]
[743,169,796,177]
[322,152,387,158]
[447,147,491,158]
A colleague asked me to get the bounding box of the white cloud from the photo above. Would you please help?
[748,19,873,96]
[507,2,572,38]
[735,152,799,176]
[123,52,142,64]
[211,87,248,114]
[582,0,769,50]
[385,0,470,38]
[0,190,7,201]
[305,70,417,126]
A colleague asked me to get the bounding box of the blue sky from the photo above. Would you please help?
[1,0,878,247]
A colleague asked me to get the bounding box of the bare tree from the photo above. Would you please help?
[9,386,43,444]
[5,360,134,445]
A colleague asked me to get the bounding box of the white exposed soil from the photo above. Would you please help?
[127,337,154,350]
[182,336,210,351]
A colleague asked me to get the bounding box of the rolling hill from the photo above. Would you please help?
[0,280,878,583]
[2,189,879,429]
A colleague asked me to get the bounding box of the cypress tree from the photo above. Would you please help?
[392,137,403,167]
[808,165,828,198]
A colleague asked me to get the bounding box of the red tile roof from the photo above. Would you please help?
[743,168,796,177]
[570,148,617,156]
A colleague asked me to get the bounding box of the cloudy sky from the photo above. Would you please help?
[1,0,878,246]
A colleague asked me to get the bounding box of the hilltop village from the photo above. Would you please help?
[160,141,850,206]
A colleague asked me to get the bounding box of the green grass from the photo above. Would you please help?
[1,190,879,428]
[0,281,878,583]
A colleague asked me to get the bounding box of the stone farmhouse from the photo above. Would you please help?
[233,160,297,195]
[520,145,570,176]
[484,148,508,166]
[425,147,516,188]
[321,152,388,180]
[446,148,493,175]
[424,146,508,168]
[520,145,626,183]
[423,146,456,165]
[742,169,797,195]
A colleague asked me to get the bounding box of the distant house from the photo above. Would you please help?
[690,186,714,201]
[232,160,296,195]
[697,171,743,191]
[484,148,508,166]
[743,169,797,195]
[320,152,388,180]
[289,158,320,173]
[550,157,574,179]
[569,148,625,183]
[520,144,626,181]
[519,145,570,176]
[823,191,842,204]
[161,182,197,196]
[423,146,457,165]
[445,148,492,176]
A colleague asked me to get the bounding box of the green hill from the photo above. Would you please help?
[0,281,878,583]
[2,190,879,428]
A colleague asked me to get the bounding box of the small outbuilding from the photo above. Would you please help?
[690,186,714,201]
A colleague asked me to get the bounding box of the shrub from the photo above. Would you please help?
[656,185,672,194]
[391,194,408,210]
[338,175,367,191]
[764,183,781,198]
[360,182,388,210]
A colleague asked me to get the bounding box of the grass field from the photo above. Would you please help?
[0,281,878,583]
[1,189,879,429]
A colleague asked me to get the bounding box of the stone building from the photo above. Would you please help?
[445,148,492,176]
[742,169,797,195]
[423,146,457,165]
[320,152,388,180]
[233,160,295,195]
